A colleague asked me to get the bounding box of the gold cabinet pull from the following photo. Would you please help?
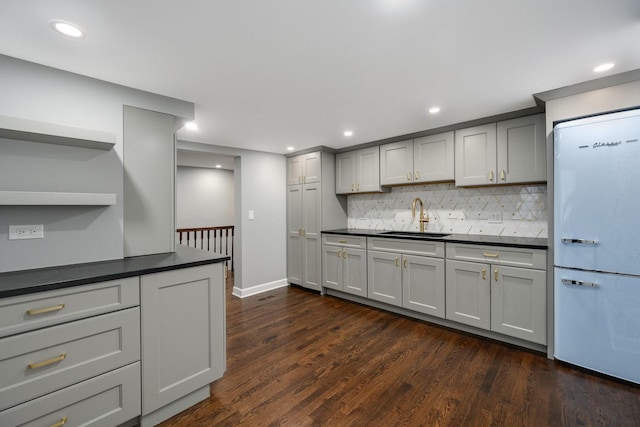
[488,171,494,182]
[483,252,499,258]
[338,239,347,243]
[343,249,347,258]
[403,259,408,268]
[482,268,486,280]
[395,257,400,267]
[351,183,355,192]
[357,183,360,191]
[337,249,342,257]
[494,269,499,281]
[407,171,412,181]
[500,169,506,181]
[28,353,67,369]
[27,304,65,316]
[415,170,420,180]
[49,417,68,427]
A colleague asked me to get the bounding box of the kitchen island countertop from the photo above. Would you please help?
[0,246,229,298]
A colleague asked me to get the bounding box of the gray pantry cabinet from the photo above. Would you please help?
[367,237,446,318]
[454,114,546,186]
[321,234,367,297]
[379,131,455,185]
[335,146,386,194]
[445,243,547,345]
[287,151,347,291]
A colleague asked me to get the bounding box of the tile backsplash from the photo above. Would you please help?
[347,183,547,238]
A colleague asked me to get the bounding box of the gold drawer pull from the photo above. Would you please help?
[28,353,67,370]
[27,304,65,316]
[49,417,68,427]
[483,253,499,258]
[482,268,486,280]
[338,239,347,243]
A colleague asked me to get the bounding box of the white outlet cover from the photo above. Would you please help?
[248,210,255,220]
[9,224,44,240]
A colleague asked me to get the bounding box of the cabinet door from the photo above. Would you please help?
[287,185,303,284]
[322,245,343,291]
[454,124,497,186]
[380,140,413,185]
[141,264,225,416]
[402,255,445,318]
[302,152,322,184]
[343,247,367,297]
[491,265,546,344]
[356,146,381,193]
[335,151,357,194]
[302,183,322,291]
[445,260,490,329]
[497,114,546,184]
[414,131,454,183]
[287,155,303,186]
[367,250,402,307]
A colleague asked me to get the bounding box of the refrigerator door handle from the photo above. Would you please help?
[561,278,599,288]
[561,238,599,245]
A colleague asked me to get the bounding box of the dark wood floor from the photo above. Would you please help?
[159,274,640,426]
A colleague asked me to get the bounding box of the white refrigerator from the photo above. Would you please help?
[554,108,640,384]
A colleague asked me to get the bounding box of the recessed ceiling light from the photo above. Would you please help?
[593,63,614,73]
[215,164,222,169]
[184,121,198,131]
[344,130,353,137]
[428,107,441,114]
[50,20,85,38]
[286,146,295,151]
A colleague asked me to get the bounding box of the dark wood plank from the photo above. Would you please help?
[158,275,640,426]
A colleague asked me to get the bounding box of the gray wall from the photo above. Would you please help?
[177,140,286,293]
[176,166,235,229]
[0,55,193,272]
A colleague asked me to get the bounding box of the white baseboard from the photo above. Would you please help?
[232,278,288,298]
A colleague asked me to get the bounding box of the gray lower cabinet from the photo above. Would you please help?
[141,263,225,426]
[367,238,446,316]
[445,243,547,345]
[322,234,367,297]
[0,277,142,426]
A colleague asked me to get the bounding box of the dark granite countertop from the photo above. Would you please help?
[322,228,547,250]
[0,246,230,298]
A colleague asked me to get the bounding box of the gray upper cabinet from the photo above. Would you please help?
[380,140,413,185]
[496,114,546,184]
[380,132,454,186]
[336,146,383,194]
[454,123,497,187]
[413,132,455,183]
[287,152,321,186]
[455,114,546,187]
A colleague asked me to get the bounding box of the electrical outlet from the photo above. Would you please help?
[9,225,44,240]
[488,212,502,224]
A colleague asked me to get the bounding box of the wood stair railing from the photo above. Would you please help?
[177,225,234,271]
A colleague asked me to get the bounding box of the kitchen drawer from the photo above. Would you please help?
[322,234,366,249]
[0,362,141,427]
[0,276,139,338]
[0,307,140,411]
[368,237,445,258]
[446,243,546,269]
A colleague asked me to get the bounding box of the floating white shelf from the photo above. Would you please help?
[0,115,116,150]
[0,191,117,206]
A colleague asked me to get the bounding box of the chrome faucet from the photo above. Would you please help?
[411,197,429,233]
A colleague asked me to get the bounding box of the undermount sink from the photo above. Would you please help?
[380,231,450,238]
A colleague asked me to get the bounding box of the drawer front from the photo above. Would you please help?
[0,277,140,338]
[0,362,141,427]
[0,307,140,411]
[368,237,445,258]
[446,243,546,269]
[322,234,366,249]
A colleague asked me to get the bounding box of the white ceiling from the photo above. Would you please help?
[1,1,639,155]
